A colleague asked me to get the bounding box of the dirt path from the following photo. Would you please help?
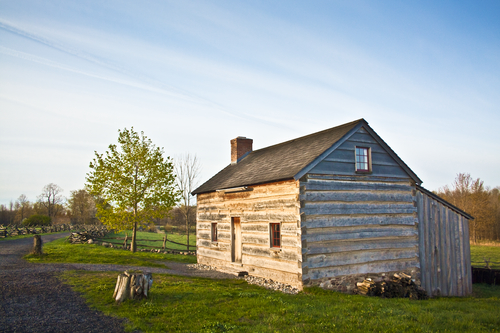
[0,233,236,333]
[0,234,127,333]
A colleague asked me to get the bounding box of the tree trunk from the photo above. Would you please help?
[185,208,189,251]
[32,235,43,255]
[131,222,137,252]
[113,271,153,303]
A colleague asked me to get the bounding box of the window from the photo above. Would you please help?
[355,147,371,172]
[211,223,218,242]
[270,223,281,248]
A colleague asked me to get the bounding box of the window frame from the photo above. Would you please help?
[355,146,372,173]
[211,222,218,242]
[270,223,281,248]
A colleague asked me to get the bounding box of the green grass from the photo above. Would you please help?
[0,231,66,241]
[470,245,500,269]
[22,235,500,331]
[99,231,196,251]
[60,271,500,333]
[24,238,196,266]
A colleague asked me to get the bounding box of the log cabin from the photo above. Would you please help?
[192,119,473,296]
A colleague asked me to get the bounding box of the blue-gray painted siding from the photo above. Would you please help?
[309,127,411,179]
[301,175,419,282]
[416,190,472,296]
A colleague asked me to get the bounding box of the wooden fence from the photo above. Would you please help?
[95,235,196,252]
[472,267,500,285]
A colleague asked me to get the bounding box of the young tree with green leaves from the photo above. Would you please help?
[86,128,179,252]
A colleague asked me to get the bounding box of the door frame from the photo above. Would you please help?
[231,217,242,263]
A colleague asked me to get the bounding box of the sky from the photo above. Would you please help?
[0,0,499,205]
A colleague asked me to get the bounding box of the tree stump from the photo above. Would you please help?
[32,235,43,255]
[113,271,153,303]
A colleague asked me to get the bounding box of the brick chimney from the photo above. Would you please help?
[231,136,253,164]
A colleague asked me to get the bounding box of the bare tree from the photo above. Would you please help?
[175,154,200,251]
[37,183,64,218]
[438,173,493,243]
[9,201,14,224]
[15,194,31,224]
[68,189,97,224]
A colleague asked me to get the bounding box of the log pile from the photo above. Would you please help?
[356,273,428,300]
[68,232,94,244]
[113,271,153,303]
[67,227,108,244]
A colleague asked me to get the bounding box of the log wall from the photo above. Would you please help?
[416,189,472,296]
[300,175,420,285]
[196,180,302,287]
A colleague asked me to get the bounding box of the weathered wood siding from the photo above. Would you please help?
[196,180,302,287]
[300,175,420,284]
[416,190,472,296]
[309,127,409,179]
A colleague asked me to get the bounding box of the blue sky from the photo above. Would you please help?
[1,0,499,205]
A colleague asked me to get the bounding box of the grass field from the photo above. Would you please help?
[22,236,500,332]
[61,271,500,333]
[470,245,500,269]
[99,230,196,251]
[24,238,196,266]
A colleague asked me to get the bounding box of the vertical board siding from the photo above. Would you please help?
[416,190,472,296]
[301,176,419,283]
[196,180,302,287]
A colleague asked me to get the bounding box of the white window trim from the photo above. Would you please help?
[355,146,372,173]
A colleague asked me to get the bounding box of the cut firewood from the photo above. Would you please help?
[355,272,427,300]
[113,271,153,303]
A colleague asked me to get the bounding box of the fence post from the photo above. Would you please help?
[163,235,167,250]
[123,233,128,249]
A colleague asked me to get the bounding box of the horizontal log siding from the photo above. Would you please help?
[416,190,472,296]
[196,180,302,287]
[301,176,419,284]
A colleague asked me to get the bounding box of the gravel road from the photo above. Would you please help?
[0,234,235,333]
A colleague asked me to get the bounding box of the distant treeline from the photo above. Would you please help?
[5,174,496,243]
[435,173,500,243]
[0,183,195,233]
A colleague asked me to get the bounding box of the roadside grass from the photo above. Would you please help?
[470,245,500,269]
[61,271,500,333]
[0,231,66,242]
[100,231,196,251]
[24,238,196,266]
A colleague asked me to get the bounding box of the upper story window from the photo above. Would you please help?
[355,147,371,172]
[270,223,281,248]
[211,222,218,242]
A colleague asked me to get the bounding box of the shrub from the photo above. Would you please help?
[23,214,52,226]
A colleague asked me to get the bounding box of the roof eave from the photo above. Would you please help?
[416,185,474,220]
[192,177,296,195]
[362,124,422,185]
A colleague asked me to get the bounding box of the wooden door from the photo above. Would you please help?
[231,217,242,263]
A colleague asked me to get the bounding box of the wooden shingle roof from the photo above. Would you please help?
[192,119,364,195]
